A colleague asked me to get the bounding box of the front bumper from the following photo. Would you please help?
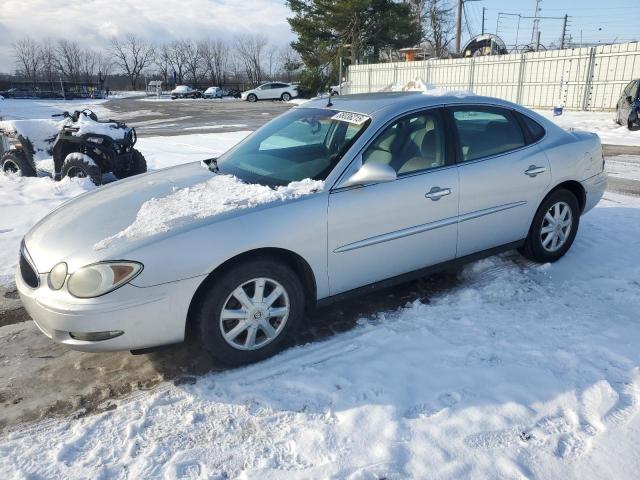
[16,267,204,352]
[581,170,608,214]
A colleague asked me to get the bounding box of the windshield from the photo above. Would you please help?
[216,107,370,186]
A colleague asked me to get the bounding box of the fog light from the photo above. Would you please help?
[69,330,124,341]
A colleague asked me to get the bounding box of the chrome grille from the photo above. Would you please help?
[20,244,39,288]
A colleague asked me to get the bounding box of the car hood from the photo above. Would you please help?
[25,162,213,272]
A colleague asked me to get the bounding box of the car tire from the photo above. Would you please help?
[615,107,622,125]
[1,149,36,177]
[281,92,291,102]
[247,94,257,103]
[519,189,580,263]
[61,152,102,185]
[113,148,147,179]
[193,258,305,366]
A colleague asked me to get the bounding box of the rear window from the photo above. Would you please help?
[518,113,546,142]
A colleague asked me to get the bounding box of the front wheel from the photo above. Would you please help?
[1,150,36,177]
[61,152,102,185]
[193,259,305,366]
[281,92,291,102]
[113,148,147,179]
[519,189,580,263]
[247,94,257,103]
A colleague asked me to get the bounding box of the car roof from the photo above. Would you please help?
[300,92,527,118]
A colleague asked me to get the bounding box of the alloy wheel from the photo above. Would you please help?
[540,201,573,252]
[219,277,290,351]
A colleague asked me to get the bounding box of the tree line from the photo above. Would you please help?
[10,34,302,91]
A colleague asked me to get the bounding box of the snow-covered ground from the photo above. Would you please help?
[2,97,640,479]
[535,110,640,147]
[2,192,639,479]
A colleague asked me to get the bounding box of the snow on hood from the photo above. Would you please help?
[384,78,473,98]
[94,174,324,250]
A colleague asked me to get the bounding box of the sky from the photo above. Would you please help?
[0,0,638,73]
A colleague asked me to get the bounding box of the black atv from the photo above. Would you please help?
[0,109,146,185]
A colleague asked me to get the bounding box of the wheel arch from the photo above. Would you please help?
[184,247,317,339]
[547,180,586,213]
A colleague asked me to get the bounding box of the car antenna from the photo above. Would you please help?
[326,91,333,108]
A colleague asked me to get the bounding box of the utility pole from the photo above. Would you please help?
[456,0,463,53]
[560,14,569,49]
[481,7,486,35]
[531,0,543,43]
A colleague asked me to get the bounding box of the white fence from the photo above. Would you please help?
[347,42,640,111]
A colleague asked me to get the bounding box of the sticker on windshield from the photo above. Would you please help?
[331,111,369,125]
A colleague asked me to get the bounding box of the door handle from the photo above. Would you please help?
[524,165,546,177]
[425,186,452,201]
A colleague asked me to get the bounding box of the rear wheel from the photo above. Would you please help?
[281,92,291,102]
[519,189,580,263]
[247,94,257,103]
[113,148,147,179]
[61,152,102,185]
[1,150,36,177]
[193,258,305,366]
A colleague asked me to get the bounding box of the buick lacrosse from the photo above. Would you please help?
[17,92,607,365]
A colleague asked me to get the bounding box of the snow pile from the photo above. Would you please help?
[71,115,127,140]
[0,175,95,285]
[2,193,640,479]
[385,77,473,98]
[94,175,324,250]
[0,119,63,161]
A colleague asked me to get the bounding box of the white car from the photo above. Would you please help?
[241,82,298,102]
[203,87,223,99]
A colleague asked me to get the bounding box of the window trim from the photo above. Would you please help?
[445,104,538,165]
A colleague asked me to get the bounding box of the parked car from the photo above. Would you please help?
[17,93,607,366]
[203,86,223,99]
[170,85,202,99]
[615,79,640,130]
[241,82,298,102]
[224,88,242,98]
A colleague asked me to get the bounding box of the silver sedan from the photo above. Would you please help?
[17,93,607,365]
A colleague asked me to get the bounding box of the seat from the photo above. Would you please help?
[397,129,442,174]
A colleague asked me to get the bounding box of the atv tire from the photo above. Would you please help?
[1,150,36,177]
[61,152,102,185]
[113,148,147,179]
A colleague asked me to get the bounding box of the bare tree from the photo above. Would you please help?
[38,39,58,85]
[110,34,155,90]
[235,34,267,86]
[422,0,455,58]
[12,37,41,83]
[55,40,83,84]
[265,45,279,80]
[279,45,302,82]
[165,40,188,85]
[199,38,229,87]
[183,40,201,84]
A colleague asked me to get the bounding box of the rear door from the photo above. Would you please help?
[448,105,551,257]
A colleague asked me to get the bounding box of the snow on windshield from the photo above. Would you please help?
[94,174,324,250]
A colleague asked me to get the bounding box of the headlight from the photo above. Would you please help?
[67,261,143,298]
[49,262,67,290]
[87,137,103,144]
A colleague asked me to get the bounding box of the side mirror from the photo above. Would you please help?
[341,162,397,188]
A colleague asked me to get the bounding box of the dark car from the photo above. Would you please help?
[615,79,640,130]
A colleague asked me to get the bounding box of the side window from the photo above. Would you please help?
[451,107,525,161]
[362,110,446,175]
[518,112,546,142]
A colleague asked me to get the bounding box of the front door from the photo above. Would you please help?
[449,106,551,257]
[328,108,459,295]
